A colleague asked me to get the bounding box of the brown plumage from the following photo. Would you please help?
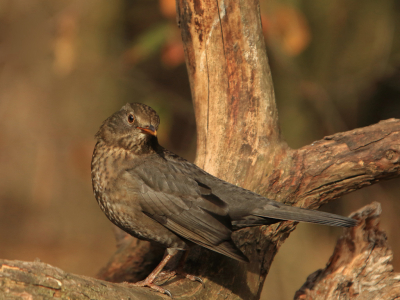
[91,103,357,295]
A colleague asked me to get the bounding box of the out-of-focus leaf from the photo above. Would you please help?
[262,5,311,56]
[159,0,176,19]
[53,10,78,76]
[161,38,184,67]
[123,22,172,65]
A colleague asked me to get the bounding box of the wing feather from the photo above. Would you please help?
[127,160,247,261]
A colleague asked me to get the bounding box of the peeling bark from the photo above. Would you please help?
[295,202,400,300]
[0,259,162,300]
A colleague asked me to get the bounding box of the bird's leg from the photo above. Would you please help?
[159,249,203,283]
[124,248,178,296]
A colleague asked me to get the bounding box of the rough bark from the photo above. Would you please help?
[0,259,161,300]
[295,202,400,300]
[2,203,398,300]
[1,0,400,299]
[96,235,165,284]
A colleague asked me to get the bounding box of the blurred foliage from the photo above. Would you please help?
[0,0,399,299]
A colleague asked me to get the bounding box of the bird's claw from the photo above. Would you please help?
[185,274,203,284]
[158,270,203,285]
[164,289,172,297]
[124,280,172,297]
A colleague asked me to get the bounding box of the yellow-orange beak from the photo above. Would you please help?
[137,125,157,136]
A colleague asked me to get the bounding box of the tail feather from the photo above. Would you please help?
[253,204,357,227]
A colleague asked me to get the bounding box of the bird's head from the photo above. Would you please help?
[95,103,160,153]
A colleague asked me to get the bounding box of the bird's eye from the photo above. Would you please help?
[127,114,135,124]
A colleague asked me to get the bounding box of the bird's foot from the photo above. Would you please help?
[124,280,172,297]
[158,270,203,284]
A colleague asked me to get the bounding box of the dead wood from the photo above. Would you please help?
[295,202,400,300]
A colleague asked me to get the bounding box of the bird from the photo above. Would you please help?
[91,102,357,295]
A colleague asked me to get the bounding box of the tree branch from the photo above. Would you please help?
[295,202,400,300]
[0,259,164,300]
[267,118,400,208]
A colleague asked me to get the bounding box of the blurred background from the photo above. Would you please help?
[0,0,399,299]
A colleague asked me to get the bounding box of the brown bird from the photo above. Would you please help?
[91,103,356,295]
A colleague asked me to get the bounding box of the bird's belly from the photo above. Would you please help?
[97,191,187,250]
[91,146,186,250]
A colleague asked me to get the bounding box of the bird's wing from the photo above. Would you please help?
[127,159,248,262]
[161,150,357,228]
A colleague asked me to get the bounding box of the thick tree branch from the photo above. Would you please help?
[177,0,283,177]
[0,259,171,300]
[266,118,400,207]
[295,202,400,300]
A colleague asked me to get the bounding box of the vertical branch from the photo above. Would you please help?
[176,0,286,184]
[174,0,290,298]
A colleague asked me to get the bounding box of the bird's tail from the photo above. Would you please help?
[252,204,357,227]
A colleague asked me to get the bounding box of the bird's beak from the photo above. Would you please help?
[137,125,157,136]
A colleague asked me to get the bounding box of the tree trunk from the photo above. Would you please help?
[1,0,400,299]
